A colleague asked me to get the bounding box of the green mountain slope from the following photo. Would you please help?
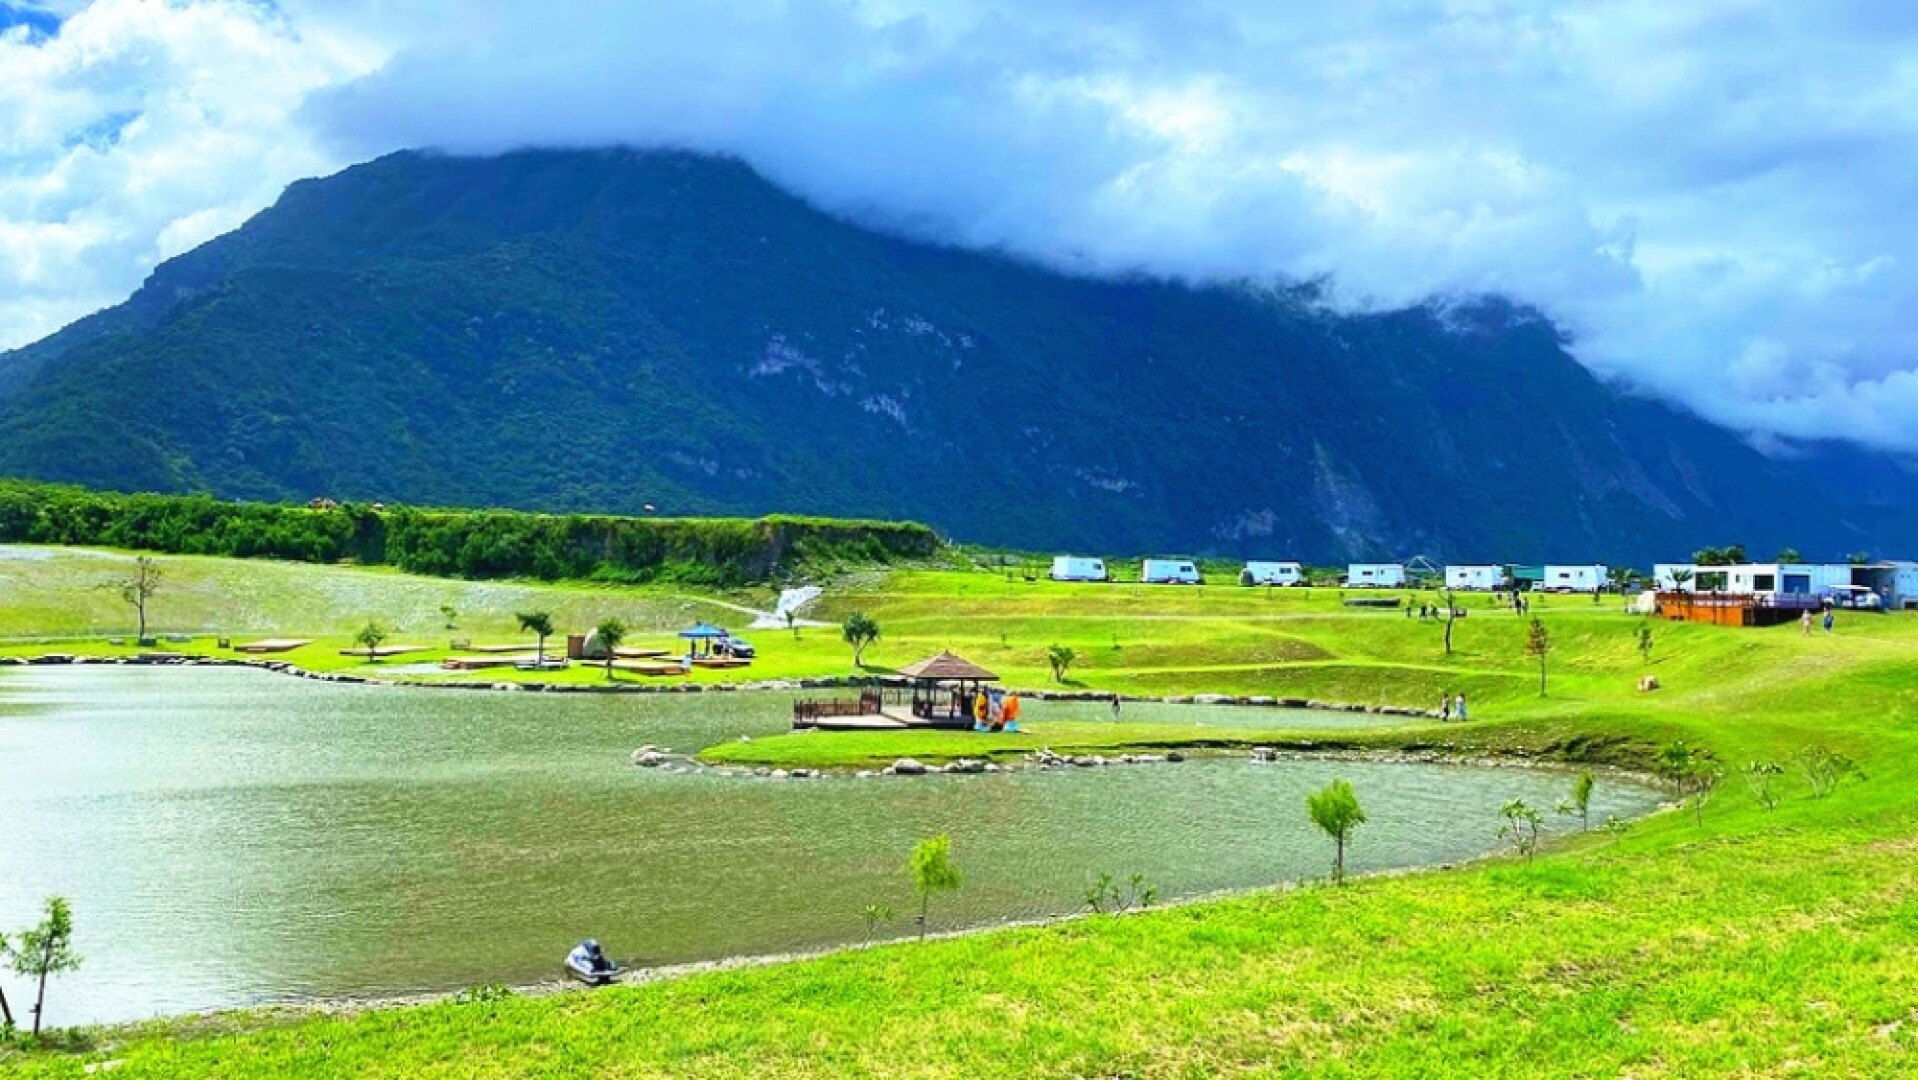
[0,147,1909,562]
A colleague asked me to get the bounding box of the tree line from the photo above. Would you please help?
[0,480,939,586]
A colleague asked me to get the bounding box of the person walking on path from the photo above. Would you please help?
[1455,692,1468,720]
[1110,694,1123,719]
[1440,693,1453,722]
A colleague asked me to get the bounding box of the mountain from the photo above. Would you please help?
[1,147,1913,564]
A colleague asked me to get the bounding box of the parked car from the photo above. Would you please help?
[719,636,756,658]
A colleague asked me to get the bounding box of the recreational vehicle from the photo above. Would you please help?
[1142,559,1203,585]
[1242,561,1305,586]
[1443,565,1505,591]
[1049,556,1108,582]
[1346,563,1406,588]
[1542,565,1608,593]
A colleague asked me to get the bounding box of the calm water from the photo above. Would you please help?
[0,667,1658,1027]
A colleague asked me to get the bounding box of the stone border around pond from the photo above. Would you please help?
[0,654,1446,719]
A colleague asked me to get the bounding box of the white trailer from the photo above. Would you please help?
[1444,565,1505,591]
[1542,564,1608,592]
[1346,563,1406,588]
[1049,555,1108,582]
[1142,558,1203,585]
[1242,561,1305,586]
[1721,563,1854,598]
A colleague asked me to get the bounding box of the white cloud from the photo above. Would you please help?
[0,0,382,347]
[6,0,1918,455]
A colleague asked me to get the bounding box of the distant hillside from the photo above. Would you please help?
[0,147,1912,563]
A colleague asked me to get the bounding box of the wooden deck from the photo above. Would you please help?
[234,638,311,654]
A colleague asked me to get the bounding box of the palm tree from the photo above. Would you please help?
[517,611,555,666]
[595,618,627,680]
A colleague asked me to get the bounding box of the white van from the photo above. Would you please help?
[1049,556,1108,582]
[1142,559,1203,585]
[1242,561,1305,586]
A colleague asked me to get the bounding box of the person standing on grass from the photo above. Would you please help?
[1802,609,1814,636]
[1440,693,1452,722]
[1824,609,1836,634]
[1455,691,1468,721]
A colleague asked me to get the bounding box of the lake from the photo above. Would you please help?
[0,666,1659,1027]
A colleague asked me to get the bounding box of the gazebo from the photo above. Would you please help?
[896,651,999,726]
[679,622,729,658]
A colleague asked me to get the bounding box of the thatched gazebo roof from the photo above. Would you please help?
[897,651,998,683]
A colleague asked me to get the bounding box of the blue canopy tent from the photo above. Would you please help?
[679,622,730,658]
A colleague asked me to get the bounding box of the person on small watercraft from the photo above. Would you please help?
[569,939,614,974]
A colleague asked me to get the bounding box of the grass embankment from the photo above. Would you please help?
[5,555,1918,1076]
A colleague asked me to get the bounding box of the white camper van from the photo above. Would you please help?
[1049,556,1108,582]
[1242,561,1305,586]
[1141,559,1203,585]
[1346,563,1407,588]
[1444,565,1504,591]
[1543,564,1608,593]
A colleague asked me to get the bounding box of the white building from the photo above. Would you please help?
[1444,564,1505,591]
[1242,561,1305,586]
[1049,556,1108,582]
[1142,558,1202,585]
[1346,563,1406,588]
[1542,564,1608,592]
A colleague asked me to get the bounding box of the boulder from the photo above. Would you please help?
[946,758,987,774]
[1166,750,1186,763]
[892,758,928,776]
[1250,746,1279,763]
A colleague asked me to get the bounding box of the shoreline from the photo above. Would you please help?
[0,648,1447,717]
[40,814,1666,1044]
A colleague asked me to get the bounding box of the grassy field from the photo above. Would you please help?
[5,552,1918,1076]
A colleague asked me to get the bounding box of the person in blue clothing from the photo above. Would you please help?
[1823,609,1836,633]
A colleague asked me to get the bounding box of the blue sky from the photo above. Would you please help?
[4,1,1918,455]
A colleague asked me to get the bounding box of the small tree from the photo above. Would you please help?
[1499,798,1543,859]
[1046,644,1077,683]
[841,612,880,668]
[1636,625,1655,667]
[354,620,389,660]
[595,618,627,680]
[0,928,14,1032]
[1524,617,1552,697]
[907,834,962,940]
[440,604,459,629]
[1306,779,1367,884]
[12,896,81,1037]
[114,556,164,642]
[1658,740,1723,825]
[1774,548,1804,565]
[1795,745,1863,797]
[860,904,896,940]
[1744,760,1785,810]
[1564,770,1595,831]
[516,611,555,666]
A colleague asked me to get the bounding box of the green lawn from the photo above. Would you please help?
[5,554,1918,1077]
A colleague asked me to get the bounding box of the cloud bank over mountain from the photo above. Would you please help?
[5,0,1917,451]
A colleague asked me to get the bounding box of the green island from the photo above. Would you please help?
[2,530,1916,1077]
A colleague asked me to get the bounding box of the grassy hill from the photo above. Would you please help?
[4,552,1918,1076]
[3,148,1912,563]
